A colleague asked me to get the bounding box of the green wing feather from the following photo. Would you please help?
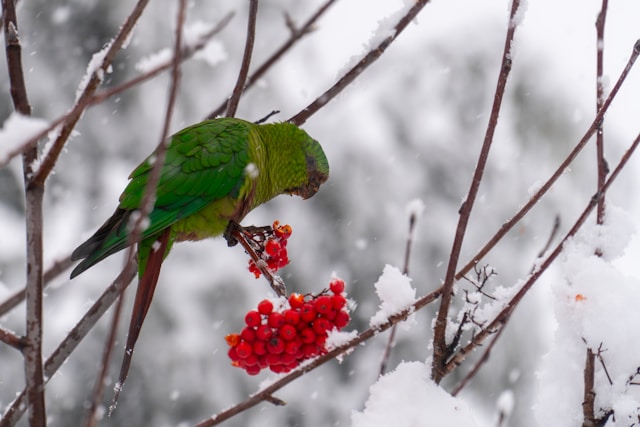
[70,119,253,278]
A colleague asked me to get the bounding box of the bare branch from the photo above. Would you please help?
[0,326,24,351]
[225,0,259,117]
[454,38,640,282]
[432,0,521,384]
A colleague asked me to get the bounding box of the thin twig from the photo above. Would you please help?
[206,0,338,119]
[431,0,521,384]
[194,284,444,427]
[225,0,259,117]
[454,38,640,282]
[379,211,418,376]
[0,255,73,317]
[443,129,640,379]
[288,0,431,126]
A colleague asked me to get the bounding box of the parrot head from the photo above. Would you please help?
[287,135,329,199]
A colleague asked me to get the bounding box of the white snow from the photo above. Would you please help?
[351,361,480,427]
[370,265,416,327]
[76,41,112,102]
[535,205,640,425]
[0,112,49,164]
[135,48,173,73]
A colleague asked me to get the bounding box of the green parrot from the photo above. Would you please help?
[70,117,329,397]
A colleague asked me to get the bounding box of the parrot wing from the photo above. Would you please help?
[70,119,253,277]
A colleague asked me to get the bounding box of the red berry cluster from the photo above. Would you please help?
[225,278,349,375]
[247,221,292,278]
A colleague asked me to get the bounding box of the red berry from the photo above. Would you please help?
[315,334,327,347]
[313,318,332,335]
[265,239,281,257]
[257,299,274,315]
[285,340,300,355]
[268,312,285,328]
[284,309,300,325]
[281,352,296,365]
[279,324,297,341]
[331,294,347,310]
[235,342,253,359]
[300,327,316,344]
[255,324,273,341]
[245,310,261,327]
[240,327,256,342]
[300,304,317,323]
[253,340,267,355]
[329,279,345,294]
[302,344,318,357]
[266,353,281,365]
[314,296,333,315]
[245,365,261,375]
[267,337,284,354]
[244,353,259,366]
[334,310,350,329]
[289,293,305,309]
[269,364,285,373]
[228,347,240,362]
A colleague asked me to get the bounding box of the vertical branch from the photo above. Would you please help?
[206,0,337,119]
[584,2,608,425]
[431,0,521,384]
[2,0,46,425]
[225,0,259,118]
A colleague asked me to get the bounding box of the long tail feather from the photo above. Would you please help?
[110,228,170,413]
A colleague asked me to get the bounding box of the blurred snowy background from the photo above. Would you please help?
[1,0,639,426]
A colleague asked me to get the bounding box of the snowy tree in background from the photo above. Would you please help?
[1,0,640,426]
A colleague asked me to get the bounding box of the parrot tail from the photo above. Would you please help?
[70,208,132,278]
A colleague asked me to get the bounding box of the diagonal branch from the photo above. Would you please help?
[443,129,640,378]
[431,0,521,384]
[288,0,432,126]
[30,0,151,187]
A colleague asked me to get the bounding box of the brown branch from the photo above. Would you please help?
[0,262,137,427]
[225,0,259,118]
[431,0,520,384]
[194,284,444,427]
[451,321,507,396]
[2,0,46,423]
[205,0,338,119]
[30,0,150,187]
[443,129,640,379]
[454,38,640,282]
[288,0,432,126]
[584,2,609,425]
[0,326,24,351]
